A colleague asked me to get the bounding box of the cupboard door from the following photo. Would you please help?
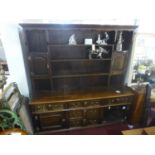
[84,109,100,125]
[111,51,128,74]
[39,112,66,131]
[69,119,83,127]
[33,115,40,132]
[28,53,48,76]
[69,110,83,118]
[104,105,130,122]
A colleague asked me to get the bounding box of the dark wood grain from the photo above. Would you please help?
[20,24,137,133]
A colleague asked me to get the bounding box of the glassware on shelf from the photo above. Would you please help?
[96,32,109,45]
[68,34,77,45]
[88,45,109,59]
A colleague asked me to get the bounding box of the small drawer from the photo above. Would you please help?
[88,119,98,125]
[45,103,64,111]
[69,119,83,127]
[34,105,44,112]
[83,100,100,107]
[69,102,83,108]
[69,110,82,118]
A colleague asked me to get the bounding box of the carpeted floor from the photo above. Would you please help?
[43,123,132,135]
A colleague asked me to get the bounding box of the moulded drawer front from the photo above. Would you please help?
[69,102,83,108]
[85,109,99,118]
[69,110,83,118]
[83,100,100,107]
[69,119,83,127]
[83,109,100,125]
[45,103,64,111]
[31,104,64,113]
[101,97,133,106]
[33,104,45,113]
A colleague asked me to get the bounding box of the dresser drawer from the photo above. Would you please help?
[69,118,83,127]
[69,110,83,118]
[30,103,65,113]
[45,103,64,111]
[83,100,100,107]
[101,96,133,106]
[31,104,45,113]
[85,109,100,125]
[69,101,83,108]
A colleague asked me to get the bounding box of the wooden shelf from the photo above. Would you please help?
[31,75,49,79]
[48,44,114,47]
[110,71,124,76]
[51,58,111,62]
[52,73,109,78]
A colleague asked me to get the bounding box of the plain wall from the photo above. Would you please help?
[0,24,30,97]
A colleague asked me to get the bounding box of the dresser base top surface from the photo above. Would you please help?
[31,88,134,105]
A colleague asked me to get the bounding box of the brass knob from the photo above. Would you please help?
[35,116,38,120]
[62,119,66,122]
[48,104,52,107]
[31,72,34,76]
[36,127,39,131]
[37,106,41,110]
[83,119,87,123]
[83,109,87,113]
[84,101,88,106]
[122,106,126,110]
[28,56,31,60]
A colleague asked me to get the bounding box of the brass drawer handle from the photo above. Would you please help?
[48,104,52,108]
[62,119,66,122]
[84,101,88,106]
[83,109,87,113]
[83,119,87,123]
[36,127,40,131]
[36,106,41,110]
[34,116,38,120]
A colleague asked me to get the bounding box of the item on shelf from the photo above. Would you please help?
[92,44,95,51]
[96,32,109,45]
[88,44,95,59]
[96,34,102,45]
[96,47,109,59]
[116,32,123,51]
[84,38,93,45]
[89,46,109,59]
[68,34,77,45]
